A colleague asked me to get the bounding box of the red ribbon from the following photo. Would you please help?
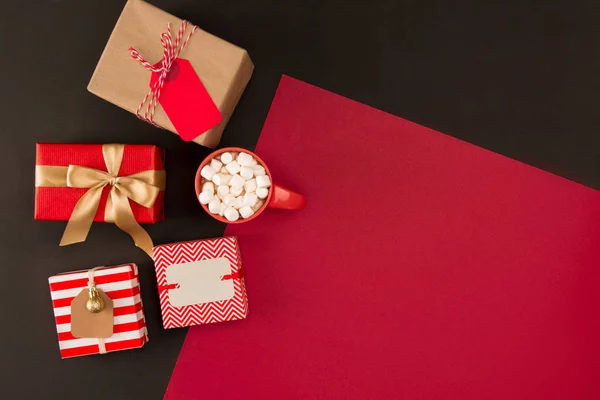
[157,283,180,292]
[221,268,244,281]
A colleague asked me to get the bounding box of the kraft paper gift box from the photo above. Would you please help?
[34,143,166,257]
[48,264,149,358]
[153,237,248,329]
[88,0,254,148]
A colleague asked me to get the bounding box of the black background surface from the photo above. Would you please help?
[1,1,599,399]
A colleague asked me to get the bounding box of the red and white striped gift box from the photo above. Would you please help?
[48,264,149,358]
[153,237,249,329]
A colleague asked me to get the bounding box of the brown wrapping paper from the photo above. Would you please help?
[88,0,254,148]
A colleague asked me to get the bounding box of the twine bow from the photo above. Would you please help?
[35,144,166,258]
[129,20,197,126]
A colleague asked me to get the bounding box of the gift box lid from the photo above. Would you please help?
[88,0,254,148]
[49,264,149,358]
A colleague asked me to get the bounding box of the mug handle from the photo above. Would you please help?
[268,183,306,210]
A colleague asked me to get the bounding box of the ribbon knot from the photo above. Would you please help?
[108,175,118,187]
[129,20,197,127]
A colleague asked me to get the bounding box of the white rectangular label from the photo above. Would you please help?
[166,258,234,307]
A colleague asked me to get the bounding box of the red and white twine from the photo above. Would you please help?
[129,20,197,126]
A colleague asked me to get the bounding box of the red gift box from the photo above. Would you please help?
[35,143,165,223]
[153,237,248,329]
[49,263,149,358]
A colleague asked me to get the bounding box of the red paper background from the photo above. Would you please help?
[35,144,165,223]
[165,76,600,399]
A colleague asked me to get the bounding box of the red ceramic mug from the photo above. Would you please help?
[195,147,306,223]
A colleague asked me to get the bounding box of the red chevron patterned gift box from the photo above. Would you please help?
[48,264,149,358]
[153,237,248,329]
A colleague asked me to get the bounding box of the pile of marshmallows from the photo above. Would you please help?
[199,151,271,221]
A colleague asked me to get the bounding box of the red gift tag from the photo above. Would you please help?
[150,59,222,142]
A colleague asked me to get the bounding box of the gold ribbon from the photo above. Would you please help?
[35,144,166,258]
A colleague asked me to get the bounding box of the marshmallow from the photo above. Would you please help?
[240,166,254,180]
[198,190,214,205]
[233,196,244,209]
[256,187,269,199]
[222,194,236,207]
[208,198,221,214]
[225,160,241,175]
[210,159,223,171]
[217,185,229,199]
[202,181,215,193]
[252,199,265,212]
[253,165,266,176]
[212,173,231,186]
[200,165,217,180]
[243,192,258,207]
[220,152,233,164]
[230,186,243,196]
[224,206,239,222]
[239,206,255,219]
[202,153,273,219]
[229,174,245,190]
[244,179,257,193]
[256,175,271,188]
[237,152,254,166]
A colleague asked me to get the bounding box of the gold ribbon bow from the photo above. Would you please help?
[35,144,166,257]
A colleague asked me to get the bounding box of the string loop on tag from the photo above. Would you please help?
[87,266,102,286]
